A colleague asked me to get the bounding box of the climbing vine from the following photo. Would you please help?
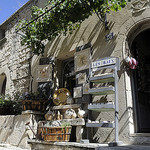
[17,0,127,55]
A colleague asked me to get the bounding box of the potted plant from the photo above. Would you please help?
[0,94,22,115]
[0,95,9,115]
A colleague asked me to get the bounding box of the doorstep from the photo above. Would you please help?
[28,140,150,150]
[28,139,107,150]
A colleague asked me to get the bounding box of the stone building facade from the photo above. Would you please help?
[0,0,150,148]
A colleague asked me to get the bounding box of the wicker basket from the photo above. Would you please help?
[22,100,49,112]
[38,126,72,142]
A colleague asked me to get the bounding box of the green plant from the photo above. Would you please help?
[17,0,128,55]
[61,122,71,132]
[0,94,22,115]
[0,95,12,107]
[61,122,71,127]
[0,95,6,107]
[11,92,23,115]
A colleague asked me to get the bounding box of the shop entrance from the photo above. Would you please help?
[131,29,150,133]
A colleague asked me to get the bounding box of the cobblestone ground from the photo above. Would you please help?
[0,144,28,150]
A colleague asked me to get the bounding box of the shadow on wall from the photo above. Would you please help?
[0,116,15,143]
[0,115,29,145]
[39,16,117,89]
[44,15,117,59]
[92,107,132,144]
[0,114,42,148]
[88,21,116,59]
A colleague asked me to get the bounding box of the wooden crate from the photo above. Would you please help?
[38,126,72,142]
[22,100,49,112]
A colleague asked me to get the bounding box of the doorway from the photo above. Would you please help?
[131,29,150,133]
[62,57,76,97]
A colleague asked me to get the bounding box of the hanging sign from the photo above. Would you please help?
[92,58,116,68]
[105,32,114,41]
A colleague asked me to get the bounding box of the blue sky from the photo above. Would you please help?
[0,0,29,24]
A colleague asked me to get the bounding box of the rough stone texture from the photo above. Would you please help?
[28,140,150,150]
[0,0,150,149]
[0,113,44,149]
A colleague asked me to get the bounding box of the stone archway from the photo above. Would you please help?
[124,19,150,133]
[130,29,150,133]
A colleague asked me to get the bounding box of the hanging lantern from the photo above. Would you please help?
[125,57,138,69]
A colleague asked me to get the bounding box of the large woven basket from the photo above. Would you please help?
[38,126,72,142]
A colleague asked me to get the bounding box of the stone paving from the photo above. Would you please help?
[0,143,150,150]
[0,144,28,150]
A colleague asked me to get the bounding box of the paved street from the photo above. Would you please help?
[0,144,28,150]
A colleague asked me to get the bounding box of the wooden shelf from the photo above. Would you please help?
[38,118,85,126]
[90,73,114,83]
[22,110,44,115]
[86,122,115,128]
[52,104,81,110]
[88,103,115,112]
[88,87,115,95]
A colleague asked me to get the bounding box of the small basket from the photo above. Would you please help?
[38,126,72,142]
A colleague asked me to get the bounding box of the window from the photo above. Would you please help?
[0,29,6,45]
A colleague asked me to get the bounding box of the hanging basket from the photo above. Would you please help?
[22,100,49,112]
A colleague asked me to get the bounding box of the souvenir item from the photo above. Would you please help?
[51,120,61,127]
[76,73,87,84]
[45,110,55,121]
[53,88,71,106]
[73,87,82,98]
[125,56,138,69]
[77,108,87,118]
[66,96,74,104]
[74,48,90,72]
[57,111,63,120]
[64,109,77,119]
[83,83,89,94]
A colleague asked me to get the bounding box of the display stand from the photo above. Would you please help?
[86,57,122,146]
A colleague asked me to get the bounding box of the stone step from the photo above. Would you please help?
[28,140,150,150]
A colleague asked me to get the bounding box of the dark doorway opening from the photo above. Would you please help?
[1,77,6,96]
[61,58,76,142]
[62,57,75,97]
[131,29,150,133]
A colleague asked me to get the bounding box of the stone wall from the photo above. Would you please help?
[0,0,48,95]
[0,0,150,148]
[0,112,44,149]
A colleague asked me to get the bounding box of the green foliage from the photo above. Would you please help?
[61,122,71,127]
[0,94,22,115]
[17,0,128,55]
[61,122,71,132]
